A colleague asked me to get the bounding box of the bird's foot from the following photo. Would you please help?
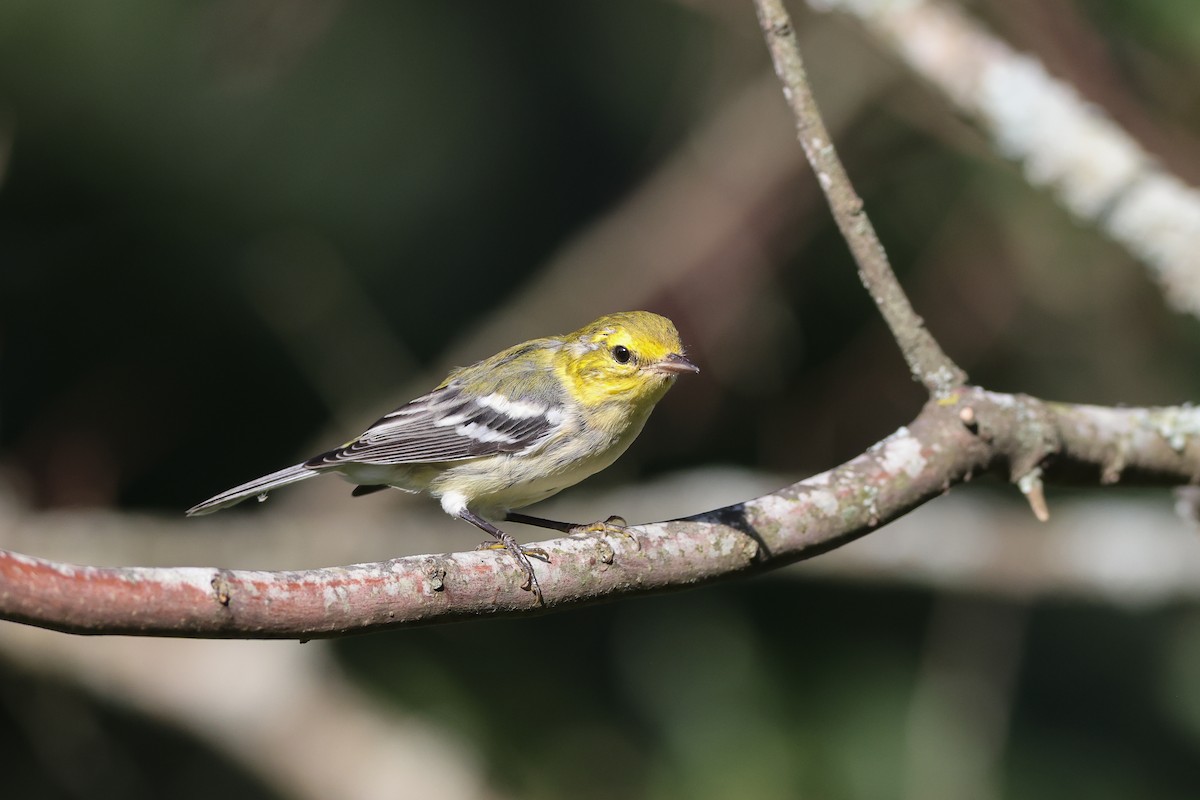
[476,540,549,605]
[570,515,639,549]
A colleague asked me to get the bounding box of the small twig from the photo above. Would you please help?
[1017,468,1049,522]
[753,0,967,394]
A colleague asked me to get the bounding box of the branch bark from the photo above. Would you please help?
[3,387,1198,638]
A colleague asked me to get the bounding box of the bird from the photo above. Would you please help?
[187,311,699,604]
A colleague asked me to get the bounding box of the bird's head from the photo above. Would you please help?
[561,311,699,407]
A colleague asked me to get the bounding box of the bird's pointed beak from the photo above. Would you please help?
[651,352,700,375]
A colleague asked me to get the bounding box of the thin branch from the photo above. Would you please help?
[3,387,1199,638]
[807,0,1200,319]
[753,0,967,394]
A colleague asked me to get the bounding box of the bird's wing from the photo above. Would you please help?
[306,383,566,467]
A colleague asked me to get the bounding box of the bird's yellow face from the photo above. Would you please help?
[560,311,699,407]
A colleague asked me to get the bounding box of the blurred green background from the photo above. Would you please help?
[3,1,1200,798]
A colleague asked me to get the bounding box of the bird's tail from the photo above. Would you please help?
[186,463,316,516]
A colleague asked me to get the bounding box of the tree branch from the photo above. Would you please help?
[3,387,1198,638]
[806,0,1200,319]
[753,0,967,393]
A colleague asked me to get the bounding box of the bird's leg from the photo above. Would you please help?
[506,511,635,545]
[503,511,574,533]
[459,508,547,605]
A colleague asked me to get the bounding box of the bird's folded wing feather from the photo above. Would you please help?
[307,382,566,467]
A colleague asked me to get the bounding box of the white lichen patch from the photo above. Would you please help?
[879,431,927,479]
[375,561,430,596]
[980,389,1017,408]
[648,527,684,559]
[804,469,833,486]
[322,584,350,611]
[1151,405,1200,453]
[3,550,81,579]
[756,486,836,519]
[753,493,796,521]
[809,489,840,517]
[154,567,223,595]
[858,485,881,524]
[717,534,738,558]
[382,569,411,596]
[635,521,670,540]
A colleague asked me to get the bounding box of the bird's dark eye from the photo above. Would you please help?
[611,345,632,364]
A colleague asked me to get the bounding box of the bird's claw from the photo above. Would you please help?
[476,541,550,562]
[570,514,627,534]
[476,540,549,605]
[570,515,639,549]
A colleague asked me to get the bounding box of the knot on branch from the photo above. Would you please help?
[1000,394,1063,482]
[952,389,1061,477]
[211,572,233,607]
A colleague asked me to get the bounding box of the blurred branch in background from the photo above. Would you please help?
[901,596,1025,800]
[807,0,1200,318]
[0,627,496,800]
[200,0,345,95]
[807,491,1200,608]
[986,0,1200,186]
